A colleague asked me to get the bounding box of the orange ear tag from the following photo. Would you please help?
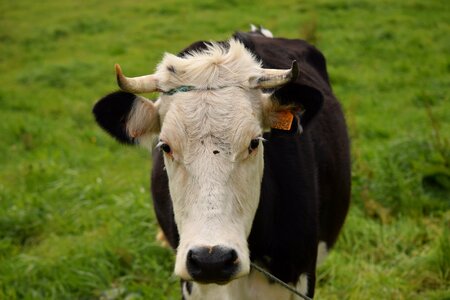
[271,111,294,131]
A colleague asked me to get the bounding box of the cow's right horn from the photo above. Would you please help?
[115,64,159,93]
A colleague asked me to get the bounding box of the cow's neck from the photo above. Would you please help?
[247,129,319,285]
[183,269,308,300]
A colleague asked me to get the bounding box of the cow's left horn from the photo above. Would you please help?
[250,60,299,89]
[115,64,159,93]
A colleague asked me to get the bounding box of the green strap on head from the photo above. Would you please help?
[163,85,196,95]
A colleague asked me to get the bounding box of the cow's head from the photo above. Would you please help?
[93,40,312,284]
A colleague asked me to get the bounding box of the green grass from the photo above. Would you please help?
[1,0,449,299]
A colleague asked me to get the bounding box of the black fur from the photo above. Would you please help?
[92,91,137,144]
[151,149,180,249]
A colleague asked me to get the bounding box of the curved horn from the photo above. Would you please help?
[115,64,159,93]
[250,60,299,89]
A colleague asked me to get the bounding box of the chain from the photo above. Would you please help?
[250,262,313,300]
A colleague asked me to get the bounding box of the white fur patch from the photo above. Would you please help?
[294,273,308,299]
[250,24,274,38]
[316,241,328,267]
[126,96,160,138]
[260,27,274,38]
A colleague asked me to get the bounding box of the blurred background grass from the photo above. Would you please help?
[0,0,449,299]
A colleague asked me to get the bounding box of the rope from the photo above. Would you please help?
[250,262,313,300]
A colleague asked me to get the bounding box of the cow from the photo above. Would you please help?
[92,26,350,299]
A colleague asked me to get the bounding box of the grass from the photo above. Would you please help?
[0,0,449,299]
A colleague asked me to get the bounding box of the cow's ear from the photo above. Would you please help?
[262,83,324,132]
[93,91,160,145]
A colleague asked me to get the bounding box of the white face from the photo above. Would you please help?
[158,87,265,281]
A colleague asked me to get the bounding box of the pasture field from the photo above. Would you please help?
[0,0,449,299]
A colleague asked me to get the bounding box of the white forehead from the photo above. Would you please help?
[161,90,262,149]
[155,39,263,91]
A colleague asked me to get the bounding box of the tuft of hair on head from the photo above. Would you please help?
[155,39,263,91]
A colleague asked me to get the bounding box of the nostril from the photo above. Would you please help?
[186,246,240,283]
[223,249,238,266]
[187,249,200,270]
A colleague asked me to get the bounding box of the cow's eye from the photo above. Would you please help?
[249,139,260,151]
[160,143,172,154]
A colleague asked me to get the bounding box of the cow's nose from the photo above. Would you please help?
[186,246,239,283]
